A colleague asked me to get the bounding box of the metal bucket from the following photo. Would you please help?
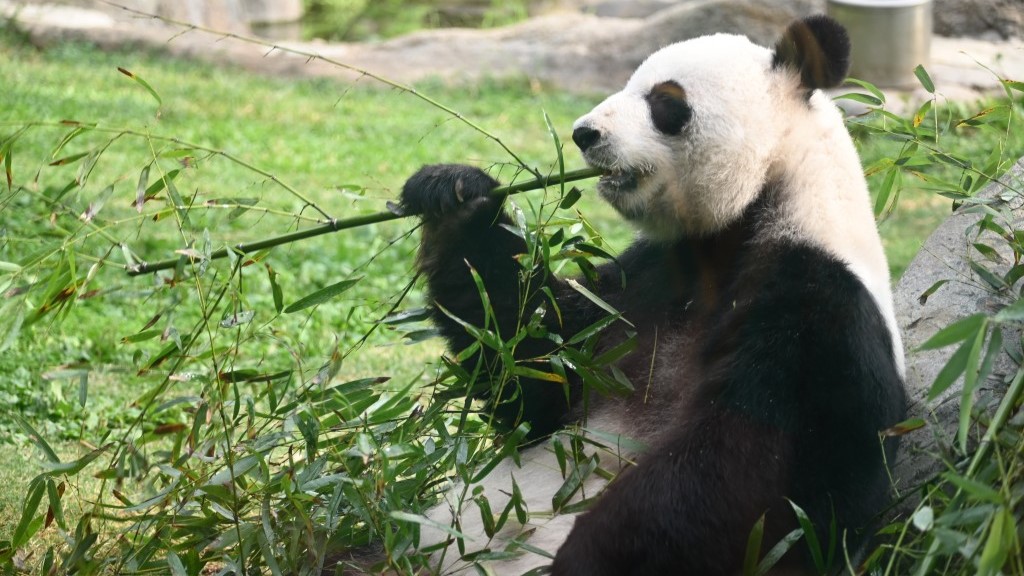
[826,0,933,88]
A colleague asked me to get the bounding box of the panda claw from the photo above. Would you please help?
[400,164,501,220]
[455,178,465,203]
[385,200,405,217]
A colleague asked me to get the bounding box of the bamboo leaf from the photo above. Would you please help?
[913,99,932,128]
[510,365,567,384]
[958,321,989,451]
[166,551,187,576]
[76,148,102,187]
[565,278,633,327]
[918,279,949,305]
[834,92,883,106]
[957,106,1011,128]
[972,242,1002,263]
[883,417,926,437]
[142,168,180,199]
[48,152,90,167]
[789,500,824,571]
[567,313,623,345]
[267,265,284,314]
[12,477,45,548]
[559,186,582,210]
[914,64,935,93]
[165,178,191,227]
[873,167,898,219]
[41,444,108,476]
[993,298,1024,323]
[121,329,162,344]
[970,260,1009,291]
[50,126,88,159]
[843,78,886,103]
[0,302,26,353]
[978,507,1015,576]
[0,128,23,191]
[918,313,986,351]
[942,471,1002,503]
[928,338,972,401]
[551,455,597,512]
[511,476,528,525]
[543,110,565,197]
[389,511,470,540]
[743,514,766,576]
[15,416,60,464]
[284,277,362,313]
[257,529,284,576]
[135,164,150,212]
[45,479,66,530]
[756,528,804,576]
[4,141,12,190]
[117,66,163,107]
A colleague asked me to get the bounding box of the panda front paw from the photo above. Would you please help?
[400,164,501,219]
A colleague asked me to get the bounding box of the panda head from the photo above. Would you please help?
[572,16,851,239]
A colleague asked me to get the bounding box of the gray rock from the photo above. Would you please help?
[933,0,1023,40]
[302,0,823,93]
[46,0,303,31]
[892,156,1024,499]
[582,0,679,19]
[242,0,303,26]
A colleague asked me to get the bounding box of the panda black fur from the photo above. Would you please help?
[400,15,907,576]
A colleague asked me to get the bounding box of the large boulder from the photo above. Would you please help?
[893,157,1024,494]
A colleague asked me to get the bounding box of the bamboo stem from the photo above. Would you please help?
[125,167,601,276]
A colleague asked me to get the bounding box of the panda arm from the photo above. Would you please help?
[402,164,612,439]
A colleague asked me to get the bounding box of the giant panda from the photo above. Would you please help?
[395,15,907,576]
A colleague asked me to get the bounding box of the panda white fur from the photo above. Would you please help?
[396,15,907,576]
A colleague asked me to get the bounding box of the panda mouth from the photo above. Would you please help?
[597,168,643,195]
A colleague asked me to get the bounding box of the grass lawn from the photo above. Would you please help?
[0,25,615,549]
[1,19,1023,573]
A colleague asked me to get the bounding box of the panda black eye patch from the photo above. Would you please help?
[646,81,692,136]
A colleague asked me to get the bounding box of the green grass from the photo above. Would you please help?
[2,21,1023,574]
[0,27,613,551]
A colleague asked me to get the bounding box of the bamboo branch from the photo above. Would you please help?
[125,167,601,276]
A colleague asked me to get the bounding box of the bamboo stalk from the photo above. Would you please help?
[125,167,601,276]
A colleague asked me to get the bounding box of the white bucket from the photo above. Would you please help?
[826,0,933,88]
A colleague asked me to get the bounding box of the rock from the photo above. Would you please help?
[582,0,679,18]
[892,157,1024,499]
[50,0,303,32]
[242,0,303,26]
[933,0,1023,40]
[158,0,249,34]
[301,0,823,93]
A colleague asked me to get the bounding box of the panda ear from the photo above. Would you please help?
[772,15,851,91]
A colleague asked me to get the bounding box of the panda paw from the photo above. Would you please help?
[400,164,501,219]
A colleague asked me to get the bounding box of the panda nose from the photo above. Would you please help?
[572,126,601,153]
